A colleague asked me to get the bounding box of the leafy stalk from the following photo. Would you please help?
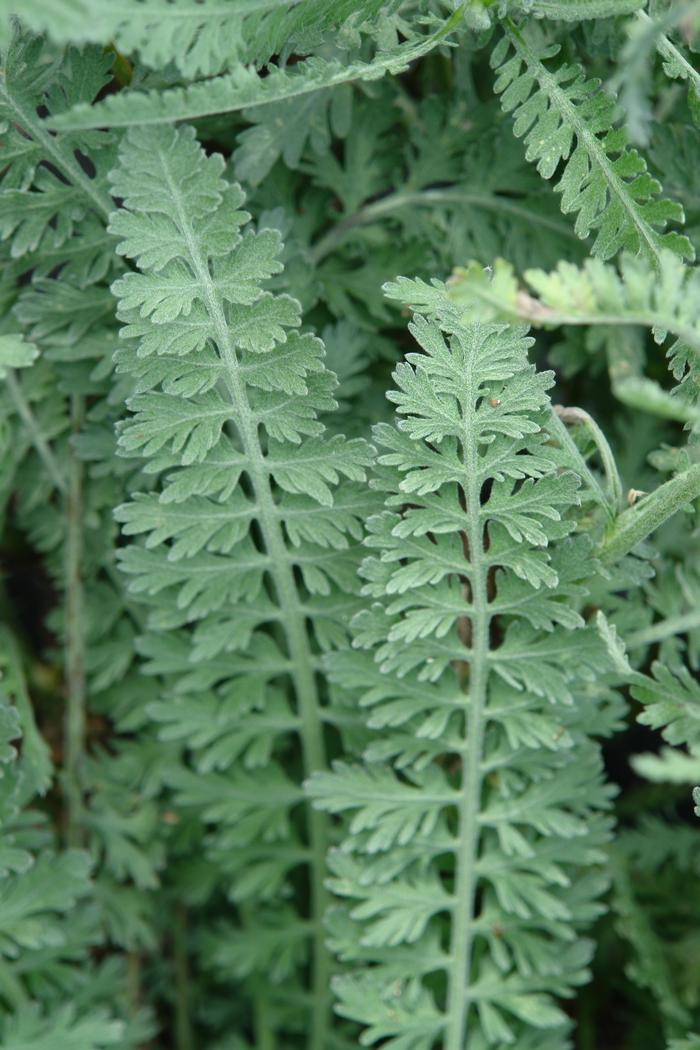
[310,282,620,1048]
[494,19,692,263]
[164,162,331,1045]
[449,253,700,357]
[109,124,374,1048]
[49,10,463,131]
[310,186,579,265]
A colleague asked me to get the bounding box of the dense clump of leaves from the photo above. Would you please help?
[0,2,699,1049]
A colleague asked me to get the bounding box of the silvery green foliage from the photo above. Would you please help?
[0,0,700,1047]
[0,0,386,73]
[0,29,167,1044]
[39,4,464,133]
[491,21,694,263]
[0,635,148,1049]
[310,286,623,1049]
[108,123,375,1047]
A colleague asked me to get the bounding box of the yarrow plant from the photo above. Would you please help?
[0,2,699,1048]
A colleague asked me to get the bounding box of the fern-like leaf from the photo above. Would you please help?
[309,284,622,1048]
[49,11,463,131]
[109,123,375,1048]
[492,20,693,264]
[0,0,385,75]
[0,31,114,272]
[448,252,700,421]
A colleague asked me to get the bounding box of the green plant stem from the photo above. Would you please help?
[251,983,276,1050]
[173,904,193,1050]
[554,405,624,513]
[4,370,66,495]
[576,982,596,1050]
[64,395,87,847]
[627,609,700,650]
[450,269,700,358]
[445,349,490,1050]
[310,185,577,264]
[528,307,700,358]
[126,950,141,1019]
[549,405,614,518]
[599,463,700,564]
[162,162,331,1050]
